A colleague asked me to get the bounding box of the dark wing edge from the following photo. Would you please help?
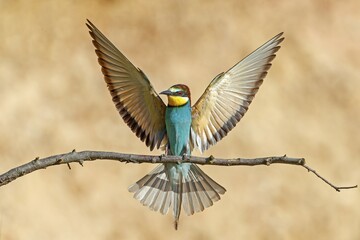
[86,20,167,150]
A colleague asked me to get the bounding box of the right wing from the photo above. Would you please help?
[191,33,284,152]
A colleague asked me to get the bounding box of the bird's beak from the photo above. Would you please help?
[160,89,173,96]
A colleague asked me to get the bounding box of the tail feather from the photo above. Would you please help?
[159,189,172,215]
[181,164,226,215]
[184,169,208,212]
[129,164,163,193]
[149,175,168,212]
[141,173,163,206]
[128,163,226,229]
[172,170,183,230]
[181,179,195,215]
[191,164,226,195]
[129,164,172,215]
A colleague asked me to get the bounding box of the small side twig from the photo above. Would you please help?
[302,164,357,192]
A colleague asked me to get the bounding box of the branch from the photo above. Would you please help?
[0,150,357,192]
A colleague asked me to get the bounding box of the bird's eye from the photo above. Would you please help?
[176,91,182,96]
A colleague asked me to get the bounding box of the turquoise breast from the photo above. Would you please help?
[165,101,192,156]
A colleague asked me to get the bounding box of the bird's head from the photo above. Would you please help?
[160,84,191,107]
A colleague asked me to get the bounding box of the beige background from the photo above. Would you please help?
[0,1,359,239]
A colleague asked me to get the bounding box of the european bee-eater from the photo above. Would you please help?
[86,20,283,229]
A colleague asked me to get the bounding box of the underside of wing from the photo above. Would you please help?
[87,20,167,150]
[191,33,284,152]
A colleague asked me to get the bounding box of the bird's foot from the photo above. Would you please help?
[181,153,189,164]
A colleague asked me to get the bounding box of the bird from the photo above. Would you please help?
[86,19,284,230]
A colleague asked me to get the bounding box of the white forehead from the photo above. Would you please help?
[169,87,182,92]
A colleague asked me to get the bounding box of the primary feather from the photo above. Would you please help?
[191,33,284,152]
[87,20,168,151]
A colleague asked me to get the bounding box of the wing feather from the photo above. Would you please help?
[87,20,167,150]
[191,33,284,152]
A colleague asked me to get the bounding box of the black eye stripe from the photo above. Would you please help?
[171,91,183,96]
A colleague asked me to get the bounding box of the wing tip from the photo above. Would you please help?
[86,19,95,32]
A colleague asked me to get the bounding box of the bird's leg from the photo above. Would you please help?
[181,153,189,164]
[164,144,169,156]
[159,145,168,164]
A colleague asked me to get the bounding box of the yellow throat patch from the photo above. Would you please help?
[167,95,189,107]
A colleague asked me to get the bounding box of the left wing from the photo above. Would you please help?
[191,33,284,152]
[87,20,168,150]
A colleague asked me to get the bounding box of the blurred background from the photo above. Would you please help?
[0,0,359,239]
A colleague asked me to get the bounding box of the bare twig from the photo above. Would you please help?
[0,150,357,191]
[301,164,357,192]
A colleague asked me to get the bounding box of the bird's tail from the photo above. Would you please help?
[128,163,226,230]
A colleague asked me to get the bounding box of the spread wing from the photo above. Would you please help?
[191,33,284,152]
[86,20,167,150]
